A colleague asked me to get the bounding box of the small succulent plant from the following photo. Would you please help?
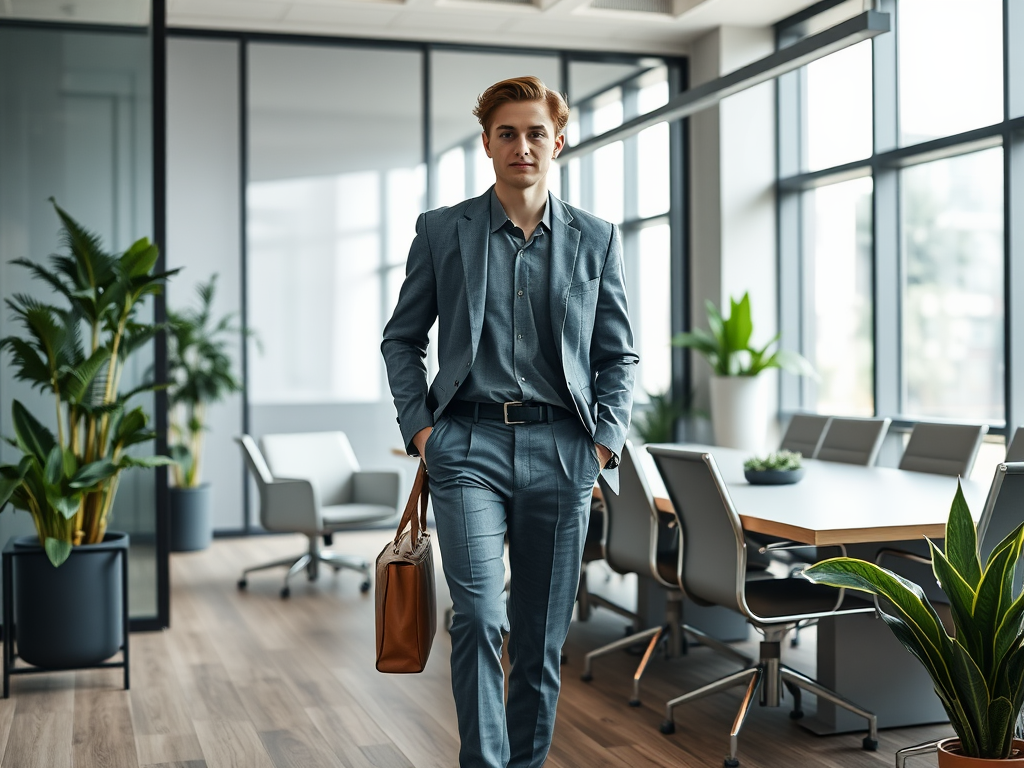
[743,450,803,472]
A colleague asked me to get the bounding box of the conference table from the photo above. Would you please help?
[624,443,991,733]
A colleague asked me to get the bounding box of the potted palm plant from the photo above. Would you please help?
[804,484,1024,766]
[166,274,244,552]
[0,200,175,671]
[672,292,816,450]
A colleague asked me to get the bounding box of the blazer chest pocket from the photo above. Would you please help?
[565,277,600,302]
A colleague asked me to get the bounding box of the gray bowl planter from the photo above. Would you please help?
[170,484,212,552]
[744,468,805,485]
[4,531,129,689]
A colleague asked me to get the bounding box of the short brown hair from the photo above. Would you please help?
[473,76,570,136]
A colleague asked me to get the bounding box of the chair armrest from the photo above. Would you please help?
[352,471,402,508]
[876,547,933,567]
[263,477,321,534]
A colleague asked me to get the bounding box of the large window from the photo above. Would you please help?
[568,63,673,400]
[779,0,1021,432]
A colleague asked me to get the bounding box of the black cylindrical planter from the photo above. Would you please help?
[12,532,127,670]
[170,484,212,552]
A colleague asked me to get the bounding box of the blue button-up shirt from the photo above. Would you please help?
[456,188,571,410]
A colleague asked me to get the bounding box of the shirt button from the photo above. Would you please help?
[518,250,524,258]
[521,377,526,382]
[517,334,523,340]
[517,290,524,297]
[454,380,459,386]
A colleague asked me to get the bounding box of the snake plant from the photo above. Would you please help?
[0,200,177,567]
[672,292,816,378]
[804,483,1024,760]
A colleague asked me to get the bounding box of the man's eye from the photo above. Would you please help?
[500,132,513,139]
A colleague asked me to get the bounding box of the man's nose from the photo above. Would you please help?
[516,137,530,156]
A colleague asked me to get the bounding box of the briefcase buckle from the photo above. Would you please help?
[503,401,526,425]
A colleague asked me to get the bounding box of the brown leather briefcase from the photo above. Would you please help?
[375,462,436,673]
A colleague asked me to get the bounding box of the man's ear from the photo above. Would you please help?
[552,133,565,159]
[481,130,491,158]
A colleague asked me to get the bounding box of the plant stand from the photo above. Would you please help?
[2,538,130,698]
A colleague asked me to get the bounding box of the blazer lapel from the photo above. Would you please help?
[549,194,581,360]
[458,192,491,357]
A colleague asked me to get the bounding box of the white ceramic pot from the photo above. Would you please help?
[709,374,768,451]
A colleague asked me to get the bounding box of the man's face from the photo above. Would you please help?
[482,100,564,192]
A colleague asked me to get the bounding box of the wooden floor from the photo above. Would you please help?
[0,531,950,768]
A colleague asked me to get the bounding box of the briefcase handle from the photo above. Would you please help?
[394,462,429,548]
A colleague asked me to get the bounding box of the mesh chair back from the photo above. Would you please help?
[779,414,832,458]
[261,432,359,505]
[647,446,744,612]
[597,441,665,586]
[237,435,272,487]
[1005,427,1024,463]
[816,417,891,466]
[898,423,988,477]
[977,463,1024,595]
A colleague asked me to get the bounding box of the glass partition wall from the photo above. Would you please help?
[0,9,162,623]
[162,36,682,531]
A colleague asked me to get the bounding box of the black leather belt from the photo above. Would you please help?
[450,400,572,424]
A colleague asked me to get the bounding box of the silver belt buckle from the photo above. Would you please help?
[503,401,526,425]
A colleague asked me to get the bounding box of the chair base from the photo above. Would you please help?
[237,537,371,598]
[660,627,878,767]
[581,593,754,707]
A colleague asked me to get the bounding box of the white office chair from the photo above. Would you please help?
[236,432,401,598]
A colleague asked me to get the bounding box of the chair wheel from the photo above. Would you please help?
[281,586,290,599]
[724,758,739,768]
[580,673,593,683]
[789,709,804,720]
[237,579,247,590]
[790,637,800,648]
[659,720,676,735]
[360,580,371,593]
[863,737,878,751]
[628,699,641,708]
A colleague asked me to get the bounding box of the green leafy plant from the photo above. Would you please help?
[804,484,1024,760]
[166,274,245,488]
[632,390,691,444]
[0,200,177,566]
[672,292,816,378]
[744,450,803,472]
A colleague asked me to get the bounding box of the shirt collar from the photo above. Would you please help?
[488,187,551,236]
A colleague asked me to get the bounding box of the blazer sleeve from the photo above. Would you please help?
[591,223,639,465]
[381,213,438,455]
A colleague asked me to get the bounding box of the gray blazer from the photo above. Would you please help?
[381,189,638,488]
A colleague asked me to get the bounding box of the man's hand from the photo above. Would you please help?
[595,443,612,469]
[413,426,433,466]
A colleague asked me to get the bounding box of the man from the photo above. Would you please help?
[381,76,637,768]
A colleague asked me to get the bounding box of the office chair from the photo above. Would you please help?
[236,433,401,598]
[815,416,891,466]
[1005,426,1024,463]
[897,422,987,477]
[582,441,754,707]
[778,414,831,458]
[647,445,878,768]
